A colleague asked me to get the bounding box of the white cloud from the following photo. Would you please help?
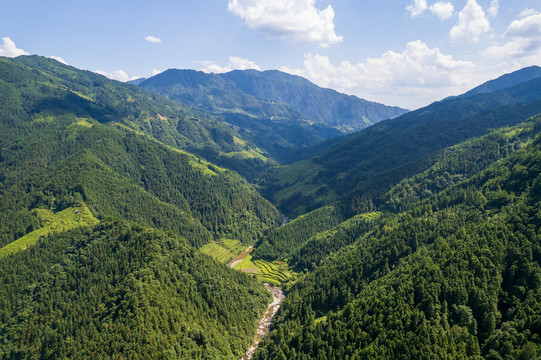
[487,0,499,18]
[152,68,162,76]
[407,1,454,21]
[505,12,541,37]
[450,0,491,43]
[429,2,454,20]
[482,9,541,70]
[519,9,539,18]
[202,56,261,73]
[94,69,139,82]
[227,0,342,47]
[0,37,29,57]
[482,38,533,59]
[280,40,474,109]
[407,0,428,17]
[48,56,68,65]
[144,35,162,43]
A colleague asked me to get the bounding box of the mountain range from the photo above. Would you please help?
[263,65,541,217]
[1,55,541,359]
[134,69,408,163]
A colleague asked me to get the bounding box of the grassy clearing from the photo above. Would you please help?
[73,118,93,128]
[0,204,99,259]
[201,239,244,263]
[233,136,246,146]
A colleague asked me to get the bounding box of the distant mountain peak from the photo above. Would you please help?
[138,68,409,133]
[462,65,541,98]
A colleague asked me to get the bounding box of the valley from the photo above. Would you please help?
[1,55,541,359]
[242,284,285,360]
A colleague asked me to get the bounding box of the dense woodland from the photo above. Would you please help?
[254,124,541,359]
[0,221,270,359]
[2,56,541,359]
[0,56,280,249]
[264,74,541,217]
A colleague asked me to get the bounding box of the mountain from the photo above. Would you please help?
[127,77,147,85]
[254,114,541,359]
[136,69,408,163]
[0,55,280,249]
[254,115,541,264]
[263,68,541,217]
[0,55,284,357]
[220,70,408,131]
[462,65,541,98]
[0,222,271,359]
[4,54,541,358]
[0,55,281,181]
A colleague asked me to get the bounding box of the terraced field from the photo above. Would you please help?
[201,239,245,263]
[253,259,288,284]
[231,253,292,285]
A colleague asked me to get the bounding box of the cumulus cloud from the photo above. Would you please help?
[144,35,162,43]
[0,37,29,57]
[505,11,541,37]
[450,0,491,42]
[429,2,454,20]
[151,69,162,76]
[94,69,139,82]
[407,1,454,20]
[202,56,261,73]
[227,0,342,47]
[407,0,428,17]
[482,38,533,59]
[482,9,541,69]
[281,40,474,109]
[487,0,499,18]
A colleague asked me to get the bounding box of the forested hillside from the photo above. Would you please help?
[3,53,541,359]
[264,71,541,217]
[254,119,541,359]
[0,221,271,359]
[0,55,280,249]
[0,55,277,180]
[0,55,284,359]
[252,115,541,272]
[136,69,407,163]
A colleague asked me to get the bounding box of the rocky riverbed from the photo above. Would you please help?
[241,284,285,360]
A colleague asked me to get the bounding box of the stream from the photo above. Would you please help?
[241,284,285,360]
[227,247,286,359]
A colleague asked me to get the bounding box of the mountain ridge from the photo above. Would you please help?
[139,68,408,132]
[263,67,541,217]
[135,68,408,164]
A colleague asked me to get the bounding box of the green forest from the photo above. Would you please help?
[2,55,541,359]
[255,128,541,359]
[0,221,270,359]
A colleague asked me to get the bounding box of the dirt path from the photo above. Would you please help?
[241,284,285,360]
[227,246,253,268]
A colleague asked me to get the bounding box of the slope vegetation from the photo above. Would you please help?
[264,71,541,217]
[137,69,407,163]
[0,221,271,359]
[0,55,274,179]
[0,55,281,359]
[0,56,281,251]
[255,118,541,359]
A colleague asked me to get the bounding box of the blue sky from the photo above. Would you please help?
[1,0,540,109]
